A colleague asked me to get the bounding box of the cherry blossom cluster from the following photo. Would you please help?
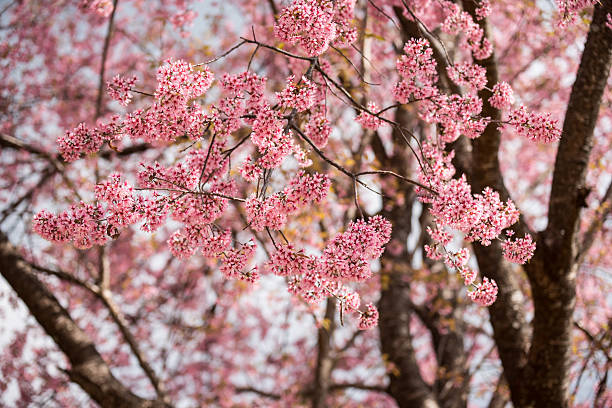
[219,241,258,282]
[333,0,358,47]
[419,94,487,142]
[57,122,107,162]
[107,74,137,107]
[415,137,536,306]
[239,157,263,182]
[358,303,379,330]
[277,75,317,112]
[274,0,336,56]
[33,204,106,249]
[245,171,330,231]
[488,81,515,110]
[79,0,114,17]
[121,59,214,144]
[501,233,536,264]
[265,216,391,328]
[441,1,492,59]
[95,173,142,230]
[446,62,487,92]
[250,107,298,169]
[217,71,267,140]
[474,0,492,20]
[428,238,498,306]
[220,71,267,112]
[33,172,166,248]
[468,277,498,306]
[556,0,597,26]
[393,38,439,102]
[155,58,214,102]
[58,60,215,161]
[320,216,392,282]
[274,0,357,56]
[356,102,383,130]
[421,172,520,248]
[507,105,562,143]
[304,110,332,148]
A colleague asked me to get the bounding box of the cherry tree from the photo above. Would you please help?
[0,0,611,407]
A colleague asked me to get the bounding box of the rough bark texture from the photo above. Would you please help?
[457,9,532,405]
[524,2,612,406]
[463,1,612,406]
[377,107,440,408]
[311,298,336,408]
[0,233,167,408]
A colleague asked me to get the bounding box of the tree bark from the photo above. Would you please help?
[377,107,440,408]
[0,233,168,408]
[460,1,537,405]
[524,2,612,407]
[311,298,336,408]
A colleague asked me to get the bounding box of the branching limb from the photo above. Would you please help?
[0,233,168,408]
[25,256,169,403]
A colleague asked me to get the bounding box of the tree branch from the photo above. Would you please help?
[311,298,336,408]
[576,178,612,264]
[0,233,167,407]
[95,0,119,119]
[459,4,532,405]
[328,382,388,393]
[27,258,169,403]
[525,1,612,406]
[234,386,281,400]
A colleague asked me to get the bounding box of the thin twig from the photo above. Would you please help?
[195,40,247,66]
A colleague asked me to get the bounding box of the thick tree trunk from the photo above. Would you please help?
[311,298,336,408]
[377,105,440,408]
[0,233,167,408]
[458,4,533,403]
[464,1,612,406]
[524,2,612,407]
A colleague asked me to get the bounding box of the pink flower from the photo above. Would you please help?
[447,62,487,91]
[355,102,383,130]
[57,123,105,162]
[239,157,263,182]
[277,75,317,112]
[468,277,498,306]
[508,105,562,143]
[426,226,452,246]
[201,229,232,257]
[502,234,536,264]
[274,0,337,56]
[245,171,330,231]
[155,59,213,102]
[321,216,391,282]
[220,241,256,280]
[266,244,308,277]
[475,0,492,20]
[107,74,137,106]
[33,203,108,250]
[444,248,470,269]
[239,267,261,284]
[358,303,379,330]
[393,39,439,102]
[460,267,477,286]
[489,81,515,110]
[441,3,492,59]
[168,230,196,259]
[305,110,332,148]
